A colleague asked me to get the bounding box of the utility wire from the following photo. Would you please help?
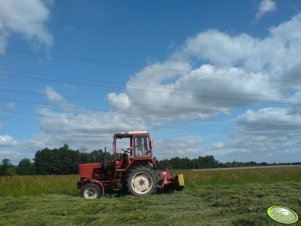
[1,67,300,99]
[1,110,301,129]
[0,97,109,112]
[1,68,126,85]
[1,72,301,107]
[0,88,260,114]
[2,50,301,137]
[4,69,268,99]
[4,49,301,84]
[0,87,102,103]
[0,110,226,132]
[6,49,149,69]
[0,96,297,118]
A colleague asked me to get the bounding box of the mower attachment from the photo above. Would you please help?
[176,174,185,187]
[159,169,185,190]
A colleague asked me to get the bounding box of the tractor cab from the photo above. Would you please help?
[114,131,153,169]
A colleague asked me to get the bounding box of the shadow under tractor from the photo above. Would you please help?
[77,131,184,198]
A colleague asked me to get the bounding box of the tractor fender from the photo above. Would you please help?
[126,159,157,171]
[89,179,105,195]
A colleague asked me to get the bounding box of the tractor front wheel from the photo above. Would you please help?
[127,166,156,196]
[80,183,101,199]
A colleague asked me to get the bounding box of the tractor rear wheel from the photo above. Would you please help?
[127,166,156,196]
[80,183,101,199]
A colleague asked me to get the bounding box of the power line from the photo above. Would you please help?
[0,96,296,119]
[4,49,301,85]
[0,88,257,114]
[4,68,265,98]
[1,67,301,98]
[0,87,102,103]
[0,68,126,86]
[0,110,226,132]
[1,109,301,129]
[2,50,301,139]
[0,88,238,113]
[1,71,301,107]
[0,97,213,120]
[6,49,151,70]
[0,97,108,112]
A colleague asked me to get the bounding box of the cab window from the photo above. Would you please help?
[134,136,150,157]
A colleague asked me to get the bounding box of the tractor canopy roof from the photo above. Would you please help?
[114,131,149,138]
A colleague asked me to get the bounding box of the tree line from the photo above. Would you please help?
[0,145,300,176]
[0,144,111,176]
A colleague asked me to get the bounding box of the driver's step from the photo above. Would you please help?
[112,184,120,191]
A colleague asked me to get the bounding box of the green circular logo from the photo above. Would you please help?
[267,206,298,224]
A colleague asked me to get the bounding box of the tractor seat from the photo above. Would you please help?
[116,156,134,169]
[116,158,125,168]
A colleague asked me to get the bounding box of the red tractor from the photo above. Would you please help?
[77,131,184,199]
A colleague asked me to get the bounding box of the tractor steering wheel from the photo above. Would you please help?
[121,148,131,153]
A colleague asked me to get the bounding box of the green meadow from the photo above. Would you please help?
[0,166,300,225]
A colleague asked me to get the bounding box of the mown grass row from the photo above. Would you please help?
[0,166,300,197]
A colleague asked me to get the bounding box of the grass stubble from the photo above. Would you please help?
[0,166,300,225]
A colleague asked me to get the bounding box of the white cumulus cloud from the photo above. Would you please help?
[0,134,44,163]
[0,134,18,147]
[105,13,301,161]
[107,13,301,123]
[107,93,131,110]
[44,86,75,111]
[35,108,148,151]
[33,87,149,151]
[182,30,255,66]
[0,0,53,53]
[6,12,301,163]
[156,137,203,159]
[45,86,64,102]
[255,0,277,21]
[207,107,301,163]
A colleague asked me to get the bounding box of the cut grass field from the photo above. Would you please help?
[0,166,300,225]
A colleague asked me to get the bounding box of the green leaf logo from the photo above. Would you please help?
[267,206,298,224]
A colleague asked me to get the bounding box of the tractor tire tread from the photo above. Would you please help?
[80,183,102,199]
[127,166,157,196]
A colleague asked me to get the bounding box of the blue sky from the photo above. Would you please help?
[1,0,301,163]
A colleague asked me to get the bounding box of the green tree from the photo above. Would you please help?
[0,159,16,176]
[35,146,80,175]
[17,158,36,175]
